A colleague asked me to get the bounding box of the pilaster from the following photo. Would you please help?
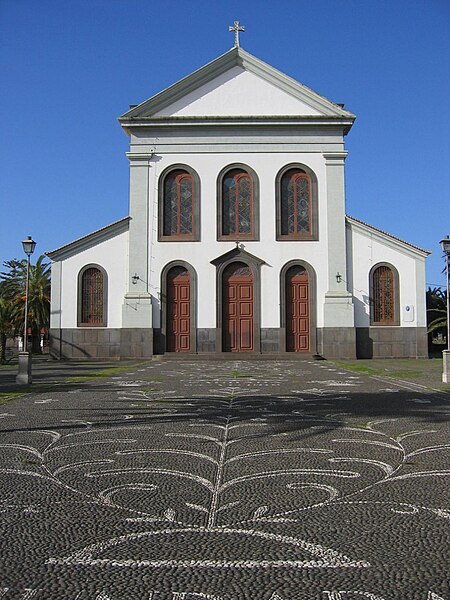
[323,151,354,328]
[123,152,153,328]
[49,260,62,329]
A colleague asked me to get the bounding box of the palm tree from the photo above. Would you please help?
[0,255,51,354]
[426,286,447,345]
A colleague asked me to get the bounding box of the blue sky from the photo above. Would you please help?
[1,0,449,287]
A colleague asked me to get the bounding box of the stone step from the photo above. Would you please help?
[153,352,324,361]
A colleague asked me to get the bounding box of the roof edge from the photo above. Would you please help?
[119,46,355,123]
[46,217,130,260]
[119,47,240,120]
[238,48,355,119]
[346,215,431,256]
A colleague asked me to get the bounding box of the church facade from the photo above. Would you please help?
[47,46,429,360]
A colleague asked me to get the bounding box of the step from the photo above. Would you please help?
[153,353,324,361]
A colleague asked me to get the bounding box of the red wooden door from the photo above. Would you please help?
[286,266,309,352]
[223,263,254,352]
[167,267,190,352]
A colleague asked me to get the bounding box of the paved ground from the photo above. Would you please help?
[0,359,449,600]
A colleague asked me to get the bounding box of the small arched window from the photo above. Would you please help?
[78,266,107,326]
[276,165,318,240]
[158,166,200,241]
[370,264,399,326]
[218,165,259,240]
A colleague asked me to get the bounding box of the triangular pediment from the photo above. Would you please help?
[153,67,323,117]
[119,47,355,123]
[210,246,266,267]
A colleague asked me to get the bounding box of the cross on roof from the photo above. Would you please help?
[229,20,245,48]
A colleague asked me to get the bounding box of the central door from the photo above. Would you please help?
[167,266,190,352]
[286,265,310,352]
[223,262,254,352]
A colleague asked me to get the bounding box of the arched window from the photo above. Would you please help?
[158,166,200,241]
[78,265,107,326]
[276,165,318,240]
[370,264,399,326]
[217,165,259,240]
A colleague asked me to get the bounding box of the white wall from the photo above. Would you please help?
[55,230,129,329]
[155,67,323,118]
[146,152,332,329]
[347,222,427,328]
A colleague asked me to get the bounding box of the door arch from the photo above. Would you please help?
[166,265,191,352]
[223,262,254,352]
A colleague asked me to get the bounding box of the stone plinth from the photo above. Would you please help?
[16,351,32,384]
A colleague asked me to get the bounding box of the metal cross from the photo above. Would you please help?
[229,20,245,47]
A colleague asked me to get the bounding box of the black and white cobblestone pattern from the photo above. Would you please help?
[0,360,448,599]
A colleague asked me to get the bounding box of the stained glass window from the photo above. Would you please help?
[80,267,104,325]
[163,170,194,237]
[372,266,395,325]
[222,169,253,237]
[280,169,311,237]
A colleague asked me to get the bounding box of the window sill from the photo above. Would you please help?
[158,236,199,242]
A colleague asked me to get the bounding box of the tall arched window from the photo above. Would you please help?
[217,165,259,240]
[78,265,107,326]
[158,166,200,241]
[370,264,399,326]
[276,165,318,240]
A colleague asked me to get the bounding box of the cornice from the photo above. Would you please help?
[125,152,155,166]
[323,151,349,165]
[121,116,355,136]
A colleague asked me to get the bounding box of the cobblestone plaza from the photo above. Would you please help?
[0,360,449,599]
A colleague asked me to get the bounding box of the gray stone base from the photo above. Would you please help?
[317,327,357,359]
[50,326,429,360]
[49,328,153,360]
[197,328,216,353]
[261,328,280,353]
[356,327,428,359]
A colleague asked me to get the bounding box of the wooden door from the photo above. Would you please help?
[286,266,309,352]
[223,262,254,352]
[167,267,190,352]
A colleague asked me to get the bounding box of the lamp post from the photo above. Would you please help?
[440,235,450,384]
[16,236,36,385]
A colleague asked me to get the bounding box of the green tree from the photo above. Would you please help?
[0,255,51,354]
[426,286,447,339]
[0,291,15,363]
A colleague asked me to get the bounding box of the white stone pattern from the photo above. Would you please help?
[0,589,444,599]
[1,366,449,575]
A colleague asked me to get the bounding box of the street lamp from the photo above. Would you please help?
[440,235,450,384]
[16,236,36,385]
